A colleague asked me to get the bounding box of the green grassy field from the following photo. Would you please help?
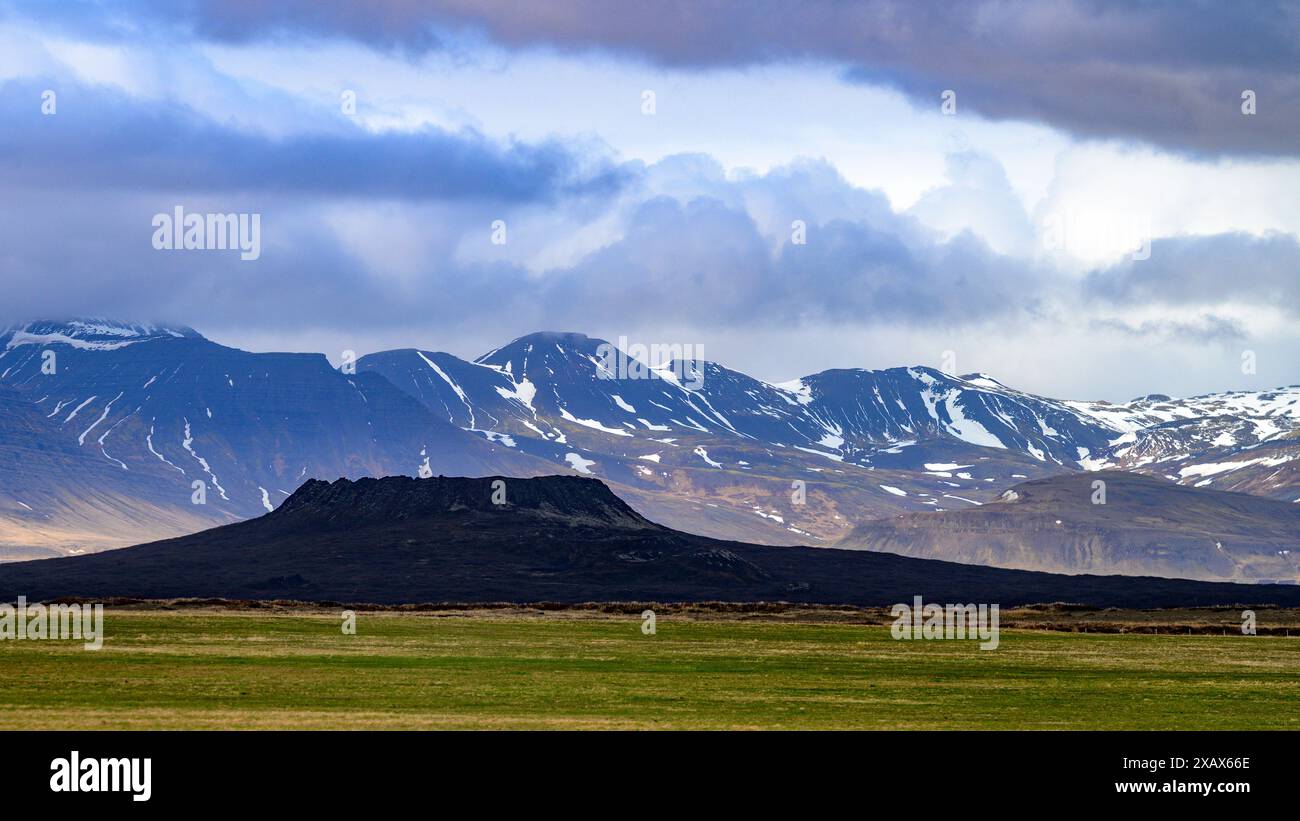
[1,608,1297,729]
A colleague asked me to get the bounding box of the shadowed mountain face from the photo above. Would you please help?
[276,475,654,530]
[838,471,1300,582]
[0,321,554,557]
[1,475,1298,609]
[0,384,232,560]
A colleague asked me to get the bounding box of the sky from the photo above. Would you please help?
[1,0,1298,401]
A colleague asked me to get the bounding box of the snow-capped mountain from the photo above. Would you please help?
[2,320,1298,558]
[355,330,1300,546]
[366,333,1113,466]
[1,319,204,350]
[362,332,1109,462]
[1069,389,1300,497]
[0,320,550,556]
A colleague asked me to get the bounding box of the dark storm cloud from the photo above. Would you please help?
[0,80,631,202]
[11,0,1300,157]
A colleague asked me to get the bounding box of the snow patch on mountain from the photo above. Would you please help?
[495,377,538,414]
[77,392,122,445]
[564,452,595,474]
[559,407,633,437]
[147,423,185,475]
[942,393,1005,449]
[694,446,722,467]
[182,419,229,500]
[1178,455,1294,479]
[417,351,475,427]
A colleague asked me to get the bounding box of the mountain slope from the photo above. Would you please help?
[358,334,1080,543]
[0,384,230,559]
[357,331,1300,548]
[0,320,553,555]
[838,471,1300,582]
[1,474,1297,608]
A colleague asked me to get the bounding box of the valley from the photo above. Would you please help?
[2,604,1296,730]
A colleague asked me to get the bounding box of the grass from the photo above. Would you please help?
[1,607,1298,729]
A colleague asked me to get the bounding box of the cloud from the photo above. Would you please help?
[907,152,1036,256]
[14,0,1300,157]
[0,78,631,202]
[0,122,1054,340]
[0,64,1294,399]
[0,81,1284,350]
[1089,315,1247,344]
[1083,232,1300,315]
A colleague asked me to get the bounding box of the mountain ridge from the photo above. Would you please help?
[3,319,1298,577]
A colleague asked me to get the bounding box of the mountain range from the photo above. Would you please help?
[1,474,1296,608]
[1,319,1297,581]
